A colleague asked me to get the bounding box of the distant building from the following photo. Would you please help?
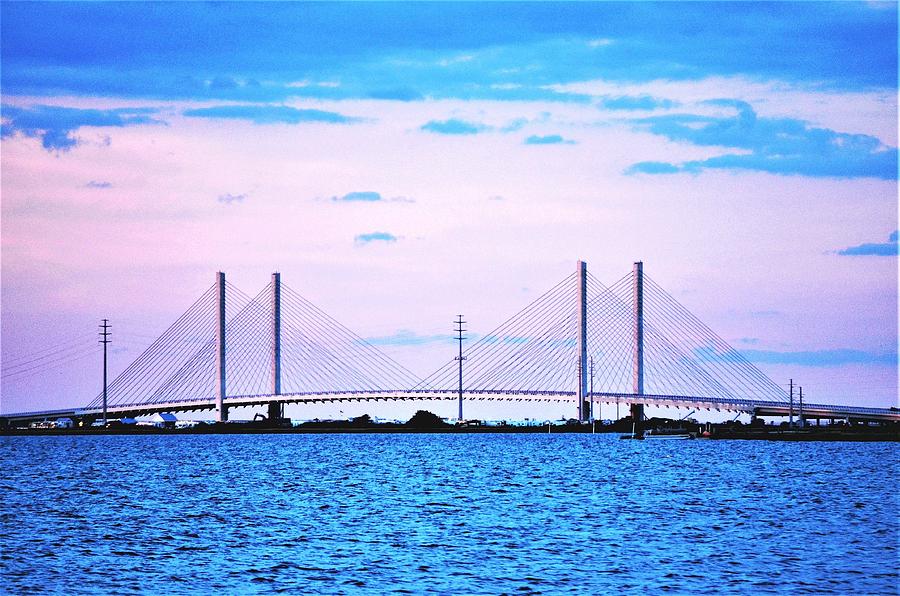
[136,413,177,429]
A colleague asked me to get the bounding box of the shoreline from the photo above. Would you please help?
[2,425,898,441]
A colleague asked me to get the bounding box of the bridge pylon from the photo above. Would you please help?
[267,272,283,421]
[577,260,589,421]
[631,261,645,426]
[216,271,228,422]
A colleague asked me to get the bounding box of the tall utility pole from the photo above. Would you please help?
[455,315,466,421]
[799,386,804,429]
[788,378,794,428]
[99,319,111,425]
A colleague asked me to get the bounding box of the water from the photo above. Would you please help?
[2,434,897,595]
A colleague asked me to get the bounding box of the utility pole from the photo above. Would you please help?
[788,378,794,428]
[99,319,111,425]
[455,315,466,421]
[799,386,804,429]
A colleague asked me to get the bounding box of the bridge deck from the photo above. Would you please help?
[4,391,898,423]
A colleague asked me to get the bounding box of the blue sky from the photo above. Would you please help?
[3,3,896,101]
[1,2,897,417]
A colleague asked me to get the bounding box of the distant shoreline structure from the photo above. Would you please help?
[4,417,898,442]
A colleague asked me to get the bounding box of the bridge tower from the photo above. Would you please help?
[268,272,283,421]
[216,271,228,422]
[631,261,645,425]
[577,260,589,421]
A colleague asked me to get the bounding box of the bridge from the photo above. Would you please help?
[4,262,898,426]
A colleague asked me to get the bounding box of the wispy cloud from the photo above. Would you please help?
[334,191,383,202]
[524,134,575,145]
[363,329,454,346]
[600,95,677,111]
[183,105,361,125]
[625,100,897,179]
[420,119,488,135]
[354,231,397,245]
[330,191,415,204]
[284,80,340,89]
[1,104,161,151]
[627,161,680,174]
[740,348,898,367]
[588,38,614,48]
[837,231,899,256]
[218,193,246,205]
[85,180,113,189]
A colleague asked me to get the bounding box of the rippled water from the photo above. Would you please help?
[2,434,897,594]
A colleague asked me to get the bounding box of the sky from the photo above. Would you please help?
[1,2,897,420]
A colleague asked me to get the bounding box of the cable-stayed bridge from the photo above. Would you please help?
[4,263,898,425]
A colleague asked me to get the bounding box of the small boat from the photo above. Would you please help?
[644,428,694,440]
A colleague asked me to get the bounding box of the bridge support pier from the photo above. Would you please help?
[216,271,228,423]
[267,272,283,421]
[577,260,589,421]
[631,261,645,427]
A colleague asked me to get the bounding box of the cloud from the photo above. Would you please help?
[626,161,681,175]
[1,104,161,151]
[354,231,397,245]
[588,38,615,48]
[500,117,530,133]
[420,119,488,135]
[1,4,896,107]
[837,231,899,256]
[329,191,415,204]
[183,105,361,124]
[85,180,113,189]
[217,193,246,205]
[600,95,677,110]
[364,329,454,346]
[524,134,575,145]
[740,348,898,367]
[3,4,896,105]
[334,191,383,202]
[625,100,897,179]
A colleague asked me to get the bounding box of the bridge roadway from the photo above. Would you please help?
[3,390,898,425]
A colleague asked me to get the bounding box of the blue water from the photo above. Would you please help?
[1,434,897,595]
